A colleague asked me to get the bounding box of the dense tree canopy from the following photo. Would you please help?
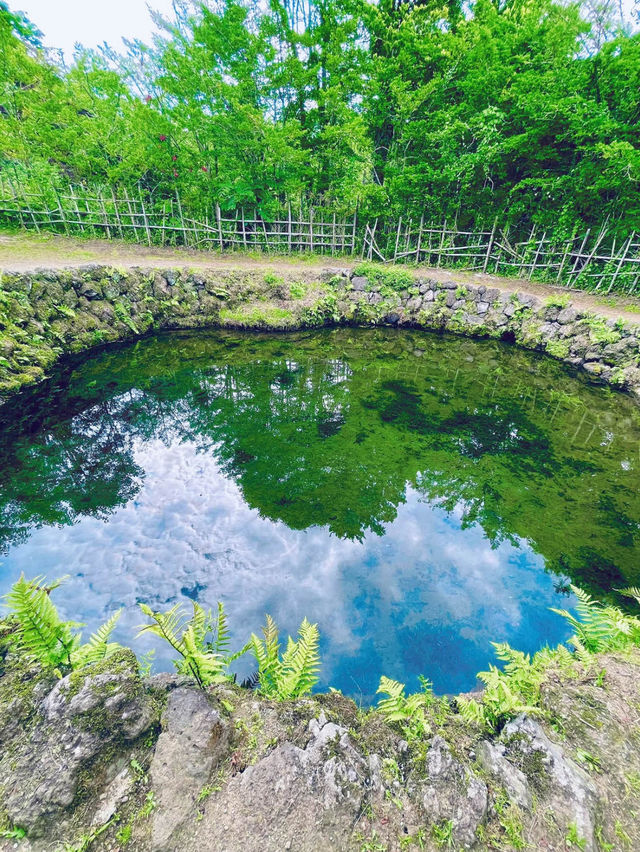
[0,0,638,234]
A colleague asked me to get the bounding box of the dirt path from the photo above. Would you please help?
[2,230,639,325]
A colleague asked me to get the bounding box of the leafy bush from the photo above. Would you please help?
[249,615,320,700]
[3,574,122,674]
[137,601,247,688]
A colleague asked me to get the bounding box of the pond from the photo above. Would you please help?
[1,328,639,702]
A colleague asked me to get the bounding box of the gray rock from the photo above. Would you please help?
[557,306,579,324]
[538,321,560,338]
[517,293,539,308]
[150,688,229,851]
[445,291,456,308]
[1,650,155,836]
[423,290,435,302]
[477,741,532,810]
[503,302,516,317]
[79,284,101,300]
[181,716,380,852]
[476,301,490,314]
[351,276,368,291]
[153,273,172,298]
[502,715,601,851]
[91,765,133,827]
[383,312,401,324]
[441,280,458,289]
[422,736,488,849]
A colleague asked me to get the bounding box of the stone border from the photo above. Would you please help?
[1,263,639,404]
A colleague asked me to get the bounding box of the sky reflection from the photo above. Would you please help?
[1,437,572,699]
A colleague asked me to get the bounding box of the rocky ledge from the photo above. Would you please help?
[1,263,639,404]
[1,635,640,852]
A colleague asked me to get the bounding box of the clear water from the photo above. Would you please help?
[1,328,639,703]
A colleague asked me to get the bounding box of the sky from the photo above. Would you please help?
[13,0,640,61]
[14,0,178,60]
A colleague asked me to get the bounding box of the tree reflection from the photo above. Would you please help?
[1,328,639,602]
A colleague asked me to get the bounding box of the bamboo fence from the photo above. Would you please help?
[1,178,639,293]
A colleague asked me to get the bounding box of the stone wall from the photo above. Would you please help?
[1,263,639,404]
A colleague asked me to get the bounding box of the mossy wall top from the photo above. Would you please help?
[1,262,640,404]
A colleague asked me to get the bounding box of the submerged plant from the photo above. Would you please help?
[137,601,247,689]
[249,614,320,700]
[3,574,122,675]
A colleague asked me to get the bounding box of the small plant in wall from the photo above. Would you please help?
[137,601,248,688]
[249,614,320,700]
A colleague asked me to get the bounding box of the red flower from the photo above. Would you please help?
[172,155,178,161]
[173,170,178,177]
[159,134,167,142]
[201,166,208,172]
[145,95,152,103]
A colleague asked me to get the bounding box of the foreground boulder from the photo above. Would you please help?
[1,645,639,851]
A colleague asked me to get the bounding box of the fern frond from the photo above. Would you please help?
[619,587,640,606]
[279,619,320,698]
[72,610,123,668]
[4,574,80,670]
[137,603,188,657]
[213,602,231,656]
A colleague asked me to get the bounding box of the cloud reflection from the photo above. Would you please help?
[1,438,572,700]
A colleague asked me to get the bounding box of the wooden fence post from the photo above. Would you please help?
[483,218,498,274]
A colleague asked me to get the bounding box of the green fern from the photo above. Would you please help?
[71,609,123,668]
[249,616,320,700]
[3,575,123,674]
[376,675,432,740]
[137,601,247,688]
[3,574,79,670]
[552,585,640,652]
[619,587,640,607]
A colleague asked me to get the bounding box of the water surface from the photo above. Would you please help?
[1,328,639,701]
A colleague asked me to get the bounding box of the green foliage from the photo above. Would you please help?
[565,822,586,849]
[376,675,433,740]
[352,263,414,293]
[0,0,638,243]
[263,272,283,286]
[581,315,621,345]
[137,601,247,689]
[546,340,570,359]
[551,586,640,653]
[3,574,122,674]
[249,615,320,700]
[289,281,307,299]
[0,825,26,840]
[545,294,570,309]
[457,585,640,731]
[432,819,455,848]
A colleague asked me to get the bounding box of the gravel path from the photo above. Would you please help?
[2,231,639,325]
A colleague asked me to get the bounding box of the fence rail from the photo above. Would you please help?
[1,179,640,294]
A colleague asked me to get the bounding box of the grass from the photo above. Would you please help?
[219,305,295,327]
